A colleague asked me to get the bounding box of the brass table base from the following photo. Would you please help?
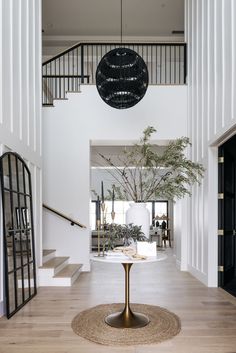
[105,310,149,328]
[105,263,150,329]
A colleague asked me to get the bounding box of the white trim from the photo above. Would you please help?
[0,301,5,317]
[209,121,236,147]
[176,259,188,272]
[181,197,188,271]
[207,146,218,287]
[188,264,208,286]
[176,259,181,270]
[0,125,42,167]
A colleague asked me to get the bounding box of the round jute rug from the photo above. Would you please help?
[71,303,181,346]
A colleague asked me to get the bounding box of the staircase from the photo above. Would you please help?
[42,42,187,106]
[38,249,83,287]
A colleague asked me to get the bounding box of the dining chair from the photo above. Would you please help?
[162,229,171,248]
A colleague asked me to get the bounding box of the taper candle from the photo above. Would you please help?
[101,181,104,203]
[96,196,101,221]
[112,188,115,212]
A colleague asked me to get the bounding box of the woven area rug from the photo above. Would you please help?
[71,303,181,346]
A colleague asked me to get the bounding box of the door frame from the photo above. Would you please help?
[218,137,236,289]
[208,126,236,287]
[207,124,236,287]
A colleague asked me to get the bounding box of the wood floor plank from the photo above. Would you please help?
[0,249,236,353]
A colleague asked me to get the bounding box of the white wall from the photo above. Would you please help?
[174,197,188,271]
[0,0,42,316]
[42,85,187,271]
[186,0,236,286]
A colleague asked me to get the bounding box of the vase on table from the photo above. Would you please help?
[125,202,150,239]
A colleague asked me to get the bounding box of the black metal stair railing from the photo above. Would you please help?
[42,42,187,106]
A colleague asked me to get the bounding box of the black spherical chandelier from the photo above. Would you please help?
[96,1,149,109]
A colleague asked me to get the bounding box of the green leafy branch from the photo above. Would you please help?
[97,126,204,202]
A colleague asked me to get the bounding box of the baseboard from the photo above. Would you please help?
[0,301,5,317]
[82,262,90,271]
[188,264,208,286]
[176,259,181,270]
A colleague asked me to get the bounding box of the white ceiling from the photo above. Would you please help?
[42,0,184,52]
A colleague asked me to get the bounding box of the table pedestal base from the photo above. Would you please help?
[105,263,150,328]
[105,309,149,328]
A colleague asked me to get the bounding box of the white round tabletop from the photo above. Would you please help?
[91,251,167,264]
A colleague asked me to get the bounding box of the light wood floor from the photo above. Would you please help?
[0,249,236,353]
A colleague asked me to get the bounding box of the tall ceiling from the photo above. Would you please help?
[42,0,185,154]
[42,0,184,53]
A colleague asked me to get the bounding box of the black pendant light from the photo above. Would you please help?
[96,0,149,109]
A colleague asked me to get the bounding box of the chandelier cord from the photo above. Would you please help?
[120,0,123,44]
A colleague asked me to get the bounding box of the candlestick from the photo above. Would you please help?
[101,202,106,226]
[101,202,106,256]
[96,219,101,256]
[111,211,115,223]
[101,201,106,213]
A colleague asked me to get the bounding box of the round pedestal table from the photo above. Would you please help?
[91,252,167,329]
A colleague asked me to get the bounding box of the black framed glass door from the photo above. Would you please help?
[218,137,236,296]
[0,152,37,318]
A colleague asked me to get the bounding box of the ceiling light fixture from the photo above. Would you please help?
[96,0,149,109]
[171,30,184,34]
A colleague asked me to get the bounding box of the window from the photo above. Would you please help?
[154,201,168,228]
[90,200,168,230]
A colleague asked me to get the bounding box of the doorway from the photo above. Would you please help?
[218,135,236,296]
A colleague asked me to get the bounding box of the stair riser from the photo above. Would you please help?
[38,270,70,286]
[38,259,69,286]
[38,269,54,286]
[39,251,82,287]
[39,276,71,286]
[38,272,81,287]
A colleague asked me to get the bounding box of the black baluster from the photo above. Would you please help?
[184,44,187,84]
[81,44,84,84]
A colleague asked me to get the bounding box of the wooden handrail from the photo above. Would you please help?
[43,204,86,229]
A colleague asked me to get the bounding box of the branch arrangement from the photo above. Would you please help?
[98,126,204,202]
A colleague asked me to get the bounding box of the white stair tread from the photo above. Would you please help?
[40,256,69,269]
[43,249,56,257]
[53,264,82,278]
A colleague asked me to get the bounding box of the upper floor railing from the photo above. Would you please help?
[42,42,187,106]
